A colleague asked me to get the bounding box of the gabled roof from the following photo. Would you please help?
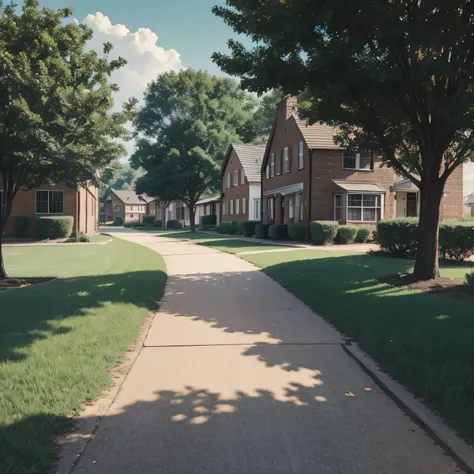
[111,189,152,205]
[465,192,474,204]
[294,119,341,150]
[197,195,220,205]
[222,143,266,182]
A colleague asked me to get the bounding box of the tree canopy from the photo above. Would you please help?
[0,0,134,278]
[131,68,255,230]
[213,0,474,280]
[103,164,144,196]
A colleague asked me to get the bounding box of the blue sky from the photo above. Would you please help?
[40,0,245,75]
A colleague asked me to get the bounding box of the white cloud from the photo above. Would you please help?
[82,12,184,158]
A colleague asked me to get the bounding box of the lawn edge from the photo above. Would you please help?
[343,343,474,474]
[55,311,156,474]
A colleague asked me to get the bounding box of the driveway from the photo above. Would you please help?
[73,230,461,473]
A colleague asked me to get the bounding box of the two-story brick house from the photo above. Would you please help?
[221,143,265,222]
[110,189,151,223]
[261,96,463,227]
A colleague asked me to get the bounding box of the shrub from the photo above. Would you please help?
[375,219,418,258]
[124,221,140,228]
[288,223,306,241]
[142,215,155,225]
[201,214,217,226]
[439,223,474,262]
[113,217,124,226]
[255,223,270,239]
[231,221,241,235]
[153,220,163,228]
[166,219,182,229]
[310,221,339,245]
[465,271,474,288]
[269,224,288,241]
[218,221,233,234]
[241,220,259,237]
[335,225,358,244]
[78,232,90,243]
[35,216,74,240]
[14,215,32,238]
[200,224,216,231]
[355,227,372,243]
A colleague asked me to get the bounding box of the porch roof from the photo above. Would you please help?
[263,182,304,197]
[390,179,419,191]
[333,181,386,193]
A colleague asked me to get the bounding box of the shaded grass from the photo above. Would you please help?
[198,239,289,254]
[243,250,474,442]
[0,238,167,474]
[155,230,221,240]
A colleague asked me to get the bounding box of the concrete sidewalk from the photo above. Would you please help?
[72,230,461,474]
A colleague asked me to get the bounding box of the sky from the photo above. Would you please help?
[38,0,474,195]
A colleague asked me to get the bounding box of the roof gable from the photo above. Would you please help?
[111,189,152,205]
[222,143,266,182]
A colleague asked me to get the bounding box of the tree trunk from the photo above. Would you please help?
[189,204,196,233]
[0,232,6,280]
[413,180,444,281]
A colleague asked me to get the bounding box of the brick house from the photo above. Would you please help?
[195,196,221,226]
[261,96,463,227]
[221,143,265,222]
[110,189,152,223]
[2,183,98,236]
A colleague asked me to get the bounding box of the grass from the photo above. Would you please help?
[237,249,474,443]
[198,239,290,254]
[0,238,167,474]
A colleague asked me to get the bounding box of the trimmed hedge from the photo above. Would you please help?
[355,227,372,243]
[376,219,474,262]
[142,215,155,225]
[218,221,233,234]
[200,224,216,231]
[153,220,163,228]
[375,218,419,258]
[465,272,474,288]
[255,223,270,239]
[201,214,217,226]
[14,215,32,238]
[269,224,288,241]
[166,219,182,229]
[231,221,241,235]
[124,221,140,228]
[310,221,339,245]
[242,220,259,237]
[335,225,358,244]
[35,216,74,240]
[288,223,306,241]
[113,217,124,226]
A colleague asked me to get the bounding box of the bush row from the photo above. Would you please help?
[200,214,217,226]
[375,218,474,262]
[309,221,372,245]
[35,216,74,240]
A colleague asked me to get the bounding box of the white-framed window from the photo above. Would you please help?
[288,195,294,220]
[334,194,342,221]
[266,164,270,179]
[347,194,382,222]
[234,169,239,186]
[114,204,121,211]
[227,173,231,188]
[242,198,247,215]
[230,200,234,215]
[298,141,304,169]
[268,197,274,221]
[236,199,240,215]
[36,190,64,214]
[241,169,245,185]
[270,152,275,177]
[343,151,373,170]
[223,201,227,215]
[283,147,290,173]
[295,193,303,221]
[254,198,261,220]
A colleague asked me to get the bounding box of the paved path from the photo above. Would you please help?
[73,230,461,474]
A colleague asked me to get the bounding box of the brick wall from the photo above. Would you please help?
[440,164,463,220]
[221,148,250,222]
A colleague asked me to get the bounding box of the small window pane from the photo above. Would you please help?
[359,151,372,170]
[363,208,380,221]
[348,208,361,220]
[36,191,49,214]
[348,194,362,207]
[363,195,376,207]
[344,151,357,169]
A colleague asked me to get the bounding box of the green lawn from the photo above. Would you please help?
[0,238,167,474]
[239,249,474,442]
[198,238,290,254]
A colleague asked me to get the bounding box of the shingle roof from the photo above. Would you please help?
[465,192,474,204]
[294,119,341,150]
[111,189,152,205]
[197,195,220,205]
[231,143,266,182]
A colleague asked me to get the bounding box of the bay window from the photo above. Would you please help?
[334,194,342,221]
[347,194,382,222]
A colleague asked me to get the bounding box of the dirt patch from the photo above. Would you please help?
[0,277,56,290]
[379,273,474,303]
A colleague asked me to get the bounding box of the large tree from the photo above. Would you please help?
[0,0,134,279]
[131,69,255,231]
[103,164,145,196]
[213,0,474,281]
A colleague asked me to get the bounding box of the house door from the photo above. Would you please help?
[406,193,417,217]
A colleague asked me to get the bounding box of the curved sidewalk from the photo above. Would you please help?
[72,230,461,474]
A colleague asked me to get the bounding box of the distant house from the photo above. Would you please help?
[110,189,152,223]
[464,191,474,216]
[195,196,221,225]
[99,196,113,223]
[221,143,265,222]
[2,183,98,236]
[261,96,463,227]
